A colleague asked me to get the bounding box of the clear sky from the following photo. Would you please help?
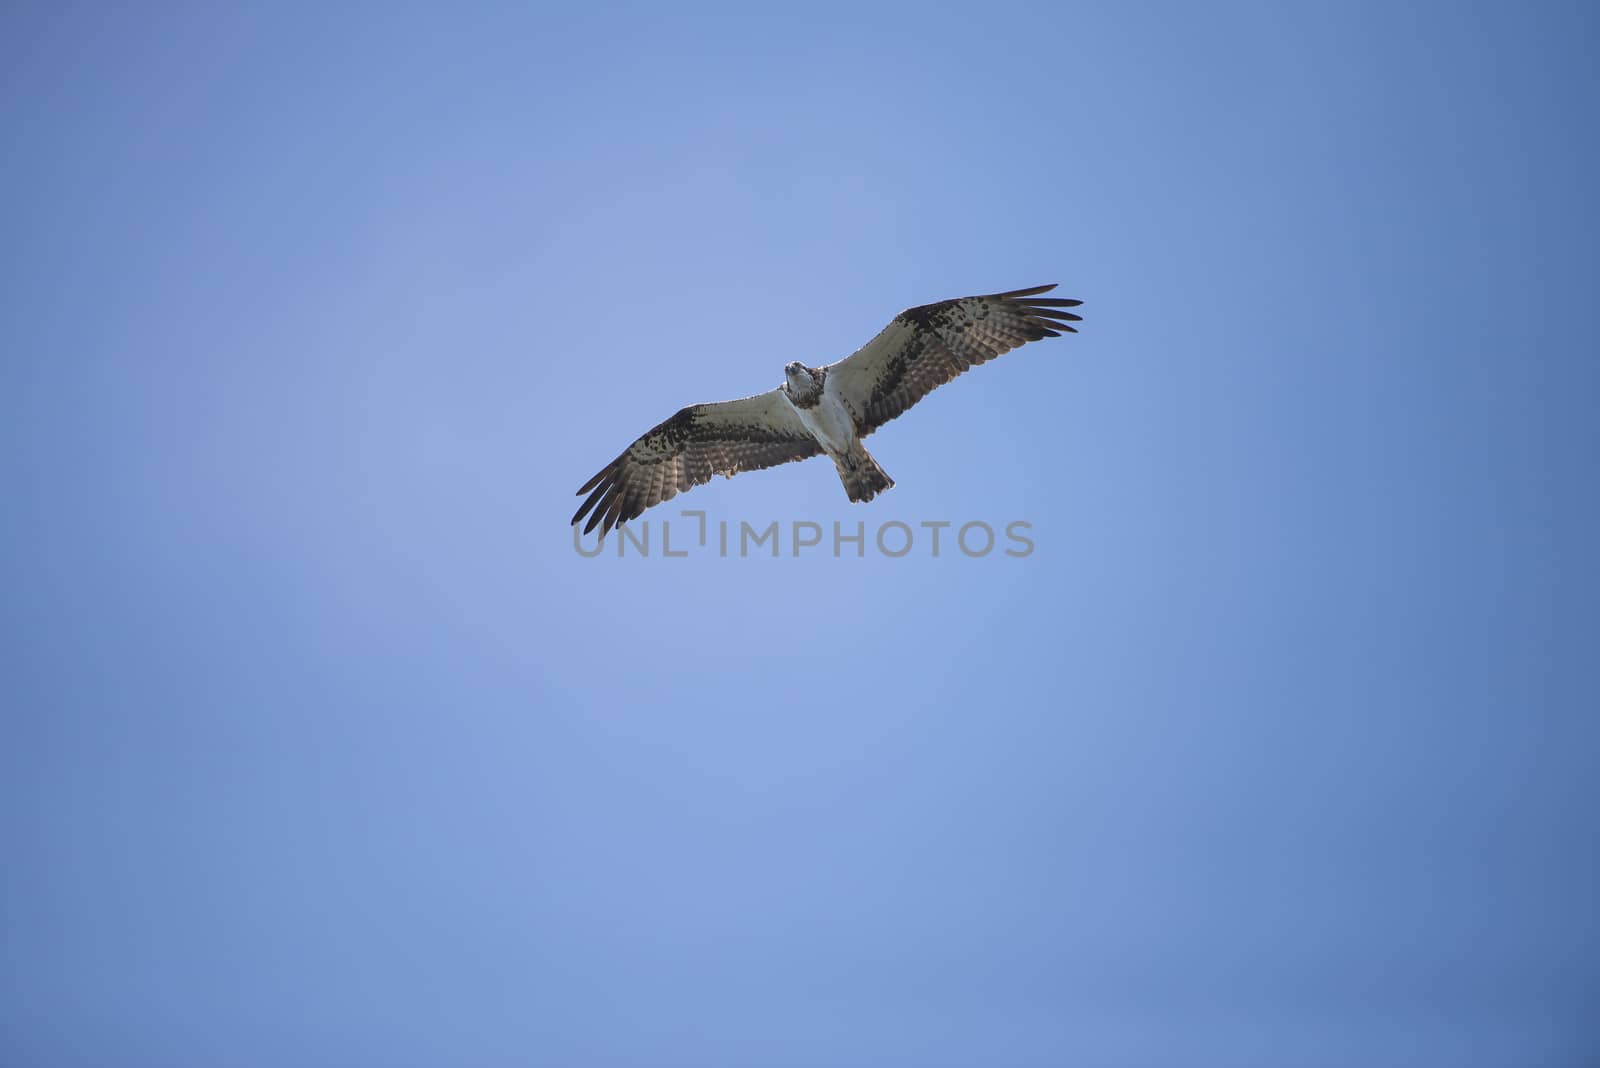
[3,3,1597,1066]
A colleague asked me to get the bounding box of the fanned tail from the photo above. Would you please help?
[835,443,894,503]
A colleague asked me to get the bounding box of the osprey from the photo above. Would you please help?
[573,284,1082,537]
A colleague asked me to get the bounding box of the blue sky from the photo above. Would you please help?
[3,3,1597,1065]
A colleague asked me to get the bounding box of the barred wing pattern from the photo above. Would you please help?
[827,284,1082,436]
[572,389,822,538]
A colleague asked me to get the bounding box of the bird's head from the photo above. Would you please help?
[784,361,814,394]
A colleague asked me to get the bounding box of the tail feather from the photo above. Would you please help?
[835,443,894,503]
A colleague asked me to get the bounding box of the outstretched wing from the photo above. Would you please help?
[572,388,822,538]
[826,284,1082,436]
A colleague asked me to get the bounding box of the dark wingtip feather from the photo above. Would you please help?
[572,477,611,526]
[582,481,620,535]
[1029,308,1083,323]
[996,283,1057,299]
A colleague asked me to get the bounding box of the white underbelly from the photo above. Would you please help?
[796,390,858,456]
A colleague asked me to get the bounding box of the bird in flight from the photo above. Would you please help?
[572,284,1083,538]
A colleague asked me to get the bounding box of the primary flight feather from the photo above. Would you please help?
[572,284,1083,538]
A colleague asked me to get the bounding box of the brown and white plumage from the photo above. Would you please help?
[826,283,1082,435]
[572,390,822,537]
[572,284,1081,537]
